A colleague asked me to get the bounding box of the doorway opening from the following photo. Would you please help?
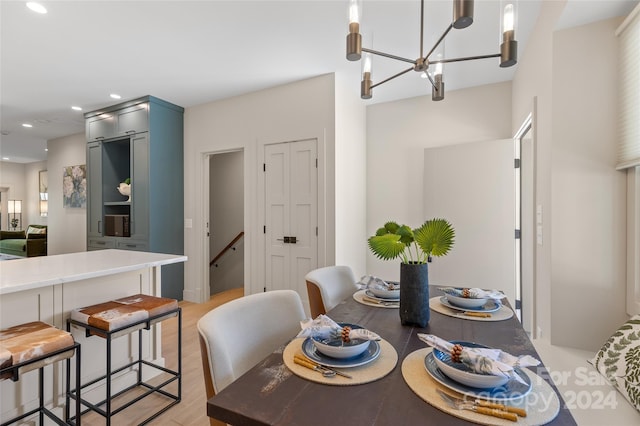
[207,150,245,297]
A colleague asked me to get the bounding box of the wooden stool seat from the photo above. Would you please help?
[0,321,80,425]
[0,321,75,379]
[71,294,179,338]
[67,294,181,425]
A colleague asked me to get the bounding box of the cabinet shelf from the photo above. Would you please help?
[104,201,131,206]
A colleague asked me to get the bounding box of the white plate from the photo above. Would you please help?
[439,296,501,313]
[367,281,400,299]
[424,351,532,402]
[365,289,400,302]
[445,294,488,309]
[302,338,381,368]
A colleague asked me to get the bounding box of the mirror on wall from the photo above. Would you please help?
[39,170,48,217]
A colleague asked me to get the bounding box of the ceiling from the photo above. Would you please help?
[1,0,637,163]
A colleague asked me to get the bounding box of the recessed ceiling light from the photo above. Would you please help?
[45,148,49,152]
[26,2,47,14]
[2,157,10,161]
[71,106,82,111]
[22,123,33,128]
[110,94,121,99]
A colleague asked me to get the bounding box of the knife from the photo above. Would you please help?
[293,354,352,378]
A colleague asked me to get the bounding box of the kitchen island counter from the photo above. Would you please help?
[0,249,187,295]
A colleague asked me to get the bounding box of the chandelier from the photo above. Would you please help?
[346,0,518,101]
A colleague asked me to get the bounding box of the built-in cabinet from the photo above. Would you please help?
[85,96,184,299]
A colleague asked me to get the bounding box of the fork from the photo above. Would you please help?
[437,390,518,422]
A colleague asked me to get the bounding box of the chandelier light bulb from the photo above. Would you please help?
[434,62,443,77]
[362,53,372,74]
[349,0,361,25]
[26,2,47,14]
[503,4,515,34]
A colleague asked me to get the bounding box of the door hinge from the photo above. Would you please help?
[316,226,318,236]
[515,229,521,239]
[263,163,266,172]
[263,287,266,292]
[514,158,521,169]
[315,158,318,168]
[263,225,266,234]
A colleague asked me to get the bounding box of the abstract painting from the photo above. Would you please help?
[63,164,87,208]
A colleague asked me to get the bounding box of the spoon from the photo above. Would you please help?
[294,356,336,377]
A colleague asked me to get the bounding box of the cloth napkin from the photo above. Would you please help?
[297,315,381,342]
[438,287,504,301]
[418,334,540,385]
[357,275,400,292]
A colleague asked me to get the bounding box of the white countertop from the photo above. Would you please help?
[0,249,188,295]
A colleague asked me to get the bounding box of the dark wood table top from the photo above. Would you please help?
[207,287,577,426]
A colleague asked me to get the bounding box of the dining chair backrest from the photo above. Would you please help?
[197,289,306,398]
[305,265,358,318]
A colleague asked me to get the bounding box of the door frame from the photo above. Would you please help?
[514,112,537,336]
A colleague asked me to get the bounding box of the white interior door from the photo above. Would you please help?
[423,139,516,305]
[265,139,317,310]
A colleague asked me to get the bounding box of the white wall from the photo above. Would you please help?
[334,71,368,279]
[366,82,513,282]
[550,17,628,349]
[511,0,565,344]
[512,1,630,350]
[0,162,27,230]
[183,74,339,303]
[47,132,87,255]
[24,161,47,226]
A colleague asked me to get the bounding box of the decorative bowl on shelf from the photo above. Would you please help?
[117,182,131,202]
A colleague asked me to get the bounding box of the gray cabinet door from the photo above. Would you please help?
[131,133,149,242]
[87,142,103,237]
[87,114,116,141]
[117,104,149,135]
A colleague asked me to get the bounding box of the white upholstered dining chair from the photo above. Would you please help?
[305,265,358,319]
[197,289,306,424]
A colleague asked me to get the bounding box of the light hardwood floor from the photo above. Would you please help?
[79,288,243,426]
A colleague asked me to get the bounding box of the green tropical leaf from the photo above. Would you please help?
[368,218,455,264]
[368,234,406,261]
[414,218,455,257]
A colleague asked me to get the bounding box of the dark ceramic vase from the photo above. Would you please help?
[399,262,430,327]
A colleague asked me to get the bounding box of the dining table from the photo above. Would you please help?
[207,286,577,425]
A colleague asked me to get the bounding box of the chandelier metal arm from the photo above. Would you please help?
[437,53,501,64]
[425,23,454,62]
[370,66,414,90]
[361,47,415,65]
[424,70,437,89]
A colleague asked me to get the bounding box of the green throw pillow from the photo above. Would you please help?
[590,314,640,412]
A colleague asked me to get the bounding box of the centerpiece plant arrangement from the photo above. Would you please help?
[368,218,455,327]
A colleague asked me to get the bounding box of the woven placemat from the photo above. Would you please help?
[283,337,398,386]
[402,348,559,426]
[429,297,514,322]
[353,289,399,309]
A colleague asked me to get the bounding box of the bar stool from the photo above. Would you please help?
[67,294,181,425]
[0,321,81,426]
